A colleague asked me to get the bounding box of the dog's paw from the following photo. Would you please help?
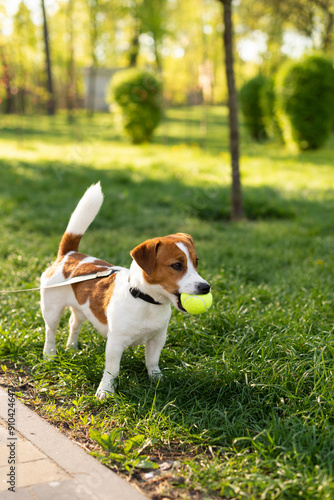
[43,349,57,360]
[95,390,110,401]
[95,381,116,400]
[65,343,79,351]
[149,369,163,380]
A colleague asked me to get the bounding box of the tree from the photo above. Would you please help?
[237,0,334,56]
[86,0,99,114]
[139,0,167,71]
[218,0,243,221]
[127,0,167,70]
[275,0,334,52]
[66,0,76,121]
[85,0,114,114]
[0,46,13,113]
[13,1,37,114]
[0,4,13,113]
[128,2,140,67]
[41,0,55,115]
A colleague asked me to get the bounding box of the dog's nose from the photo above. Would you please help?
[197,282,211,295]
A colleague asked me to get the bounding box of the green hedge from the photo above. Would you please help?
[107,69,162,144]
[260,76,283,142]
[239,75,268,141]
[275,55,334,150]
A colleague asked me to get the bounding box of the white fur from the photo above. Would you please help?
[176,242,208,294]
[66,182,103,235]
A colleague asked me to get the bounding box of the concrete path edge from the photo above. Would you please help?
[0,386,147,500]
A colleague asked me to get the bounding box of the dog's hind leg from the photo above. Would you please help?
[66,306,85,350]
[42,299,64,359]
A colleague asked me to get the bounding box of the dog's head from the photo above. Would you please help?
[130,233,210,311]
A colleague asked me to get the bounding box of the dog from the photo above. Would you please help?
[41,183,210,400]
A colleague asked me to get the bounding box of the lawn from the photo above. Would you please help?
[1,107,334,499]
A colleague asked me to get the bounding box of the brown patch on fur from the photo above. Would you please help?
[71,269,116,325]
[62,256,113,279]
[44,226,116,323]
[131,233,198,294]
[58,232,82,258]
[44,233,84,279]
[62,258,116,324]
[44,261,59,279]
[92,258,114,267]
[63,253,87,279]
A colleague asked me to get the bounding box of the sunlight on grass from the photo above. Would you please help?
[1,107,334,499]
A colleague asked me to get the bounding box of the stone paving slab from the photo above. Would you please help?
[0,387,147,500]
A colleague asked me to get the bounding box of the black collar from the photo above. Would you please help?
[129,286,162,305]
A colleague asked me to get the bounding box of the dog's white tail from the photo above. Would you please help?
[57,183,103,258]
[66,182,103,235]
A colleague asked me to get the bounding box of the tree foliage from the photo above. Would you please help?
[236,0,334,57]
[1,0,334,116]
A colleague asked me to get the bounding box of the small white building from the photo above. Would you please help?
[84,67,124,112]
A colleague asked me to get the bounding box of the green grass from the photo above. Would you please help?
[1,107,334,499]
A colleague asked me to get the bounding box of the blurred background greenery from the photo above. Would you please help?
[1,0,333,116]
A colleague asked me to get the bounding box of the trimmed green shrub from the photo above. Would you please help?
[239,75,269,141]
[107,69,162,144]
[275,55,334,150]
[260,77,283,142]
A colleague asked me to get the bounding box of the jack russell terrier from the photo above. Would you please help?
[41,183,210,399]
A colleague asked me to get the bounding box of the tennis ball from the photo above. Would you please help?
[180,292,213,314]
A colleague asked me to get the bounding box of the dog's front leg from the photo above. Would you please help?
[145,328,167,379]
[95,337,124,400]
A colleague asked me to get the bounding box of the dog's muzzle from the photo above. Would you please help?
[175,281,211,312]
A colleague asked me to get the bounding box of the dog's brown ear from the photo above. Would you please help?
[130,239,160,275]
[176,233,195,247]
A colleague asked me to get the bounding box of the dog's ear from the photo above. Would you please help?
[176,233,195,247]
[130,239,160,275]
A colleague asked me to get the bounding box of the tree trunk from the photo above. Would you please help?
[129,28,140,67]
[0,47,14,114]
[86,66,96,116]
[41,0,55,115]
[67,0,76,121]
[219,0,243,221]
[321,8,333,52]
[87,0,99,116]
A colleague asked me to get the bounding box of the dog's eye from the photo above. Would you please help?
[170,262,183,271]
[195,258,199,268]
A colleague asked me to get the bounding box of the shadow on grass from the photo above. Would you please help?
[2,156,334,239]
[0,113,116,145]
[1,109,231,154]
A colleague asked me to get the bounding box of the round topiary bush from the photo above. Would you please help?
[239,75,269,141]
[260,76,283,142]
[275,54,334,150]
[107,68,162,144]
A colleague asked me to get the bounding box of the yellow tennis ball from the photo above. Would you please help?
[180,292,213,314]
